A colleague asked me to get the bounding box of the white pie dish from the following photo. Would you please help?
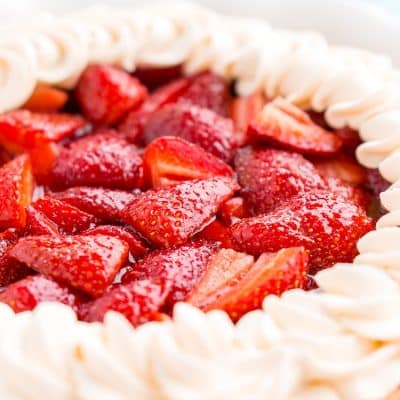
[0,2,399,399]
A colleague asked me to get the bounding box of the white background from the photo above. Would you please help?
[1,0,399,65]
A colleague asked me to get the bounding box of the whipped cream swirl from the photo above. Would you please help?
[0,3,399,400]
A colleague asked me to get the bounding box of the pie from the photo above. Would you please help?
[0,3,399,399]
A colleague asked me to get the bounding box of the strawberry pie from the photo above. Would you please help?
[0,4,399,400]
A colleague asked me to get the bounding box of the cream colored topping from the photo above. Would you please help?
[0,3,400,400]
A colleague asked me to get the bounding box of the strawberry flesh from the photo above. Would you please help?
[23,84,68,113]
[86,279,170,326]
[76,64,148,126]
[0,110,85,153]
[9,234,129,297]
[82,225,148,259]
[235,147,326,215]
[143,103,238,162]
[122,241,220,309]
[143,136,234,188]
[231,191,374,271]
[50,131,144,190]
[122,177,237,247]
[219,197,249,225]
[202,247,308,320]
[24,206,60,236]
[0,229,32,287]
[248,98,342,155]
[51,186,137,223]
[0,154,34,230]
[195,220,236,249]
[32,197,99,235]
[0,274,86,313]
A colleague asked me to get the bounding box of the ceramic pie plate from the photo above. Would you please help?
[0,2,400,399]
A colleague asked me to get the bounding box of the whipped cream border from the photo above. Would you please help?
[0,3,400,399]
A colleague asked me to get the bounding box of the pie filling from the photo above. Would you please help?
[0,65,383,327]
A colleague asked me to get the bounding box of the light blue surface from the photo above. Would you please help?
[367,0,400,13]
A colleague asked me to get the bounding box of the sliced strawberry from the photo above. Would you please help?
[23,84,68,113]
[219,197,249,225]
[195,220,235,249]
[235,147,326,215]
[248,98,342,155]
[9,234,129,298]
[231,191,374,271]
[0,275,86,313]
[177,72,230,116]
[0,229,31,287]
[82,225,148,259]
[24,206,60,236]
[122,241,220,309]
[32,197,99,235]
[143,136,234,188]
[76,64,148,126]
[50,186,137,223]
[0,110,85,154]
[187,248,254,308]
[86,279,170,326]
[143,103,238,162]
[0,154,34,230]
[50,131,144,190]
[307,110,331,130]
[230,91,265,140]
[325,177,371,210]
[122,177,237,247]
[118,78,190,144]
[202,247,308,321]
[28,141,60,184]
[334,126,362,154]
[134,64,183,90]
[311,154,367,185]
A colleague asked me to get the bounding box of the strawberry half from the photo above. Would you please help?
[219,197,249,225]
[311,154,367,185]
[230,91,265,141]
[50,186,137,223]
[118,78,191,144]
[50,131,144,190]
[122,177,237,247]
[0,154,34,230]
[143,136,234,188]
[0,229,32,287]
[0,110,85,154]
[82,225,148,259]
[231,191,374,271]
[86,279,170,326]
[122,241,220,309]
[143,103,238,162]
[201,247,308,321]
[24,206,60,236]
[76,64,148,126]
[187,248,254,308]
[235,147,326,215]
[0,275,86,313]
[177,71,230,116]
[32,197,99,235]
[23,84,68,113]
[9,234,129,297]
[248,98,342,155]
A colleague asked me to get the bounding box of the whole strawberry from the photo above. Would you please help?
[122,177,237,247]
[231,191,374,271]
[235,147,326,215]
